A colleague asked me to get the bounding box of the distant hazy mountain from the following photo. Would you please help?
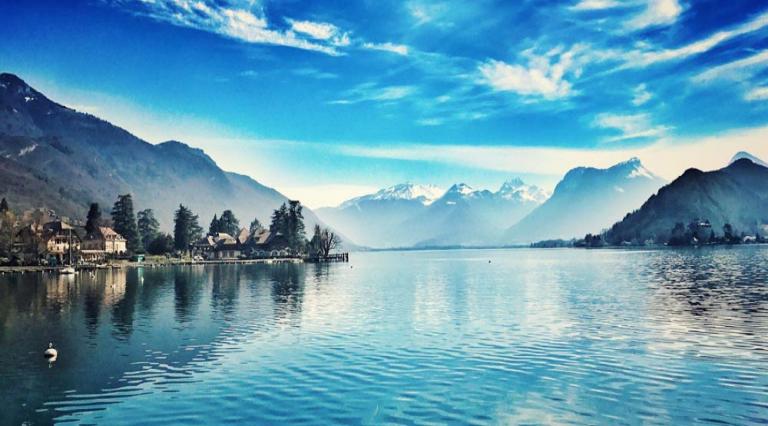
[0,72,325,232]
[504,158,666,243]
[318,180,548,248]
[730,151,768,168]
[316,183,442,248]
[605,156,768,244]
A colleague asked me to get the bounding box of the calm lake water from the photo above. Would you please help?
[1,248,767,425]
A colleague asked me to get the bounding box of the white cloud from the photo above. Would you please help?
[362,42,410,56]
[631,84,652,105]
[745,87,768,102]
[692,50,768,83]
[570,0,621,11]
[478,46,588,100]
[335,125,768,182]
[287,19,351,46]
[627,10,768,67]
[330,84,416,104]
[593,113,668,142]
[116,0,347,55]
[626,0,683,30]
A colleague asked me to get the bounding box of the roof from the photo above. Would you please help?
[236,228,250,245]
[253,230,271,245]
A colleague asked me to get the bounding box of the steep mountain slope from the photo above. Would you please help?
[0,73,324,231]
[504,158,666,243]
[604,157,768,243]
[318,180,548,248]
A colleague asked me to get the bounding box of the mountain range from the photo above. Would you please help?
[317,180,550,248]
[604,156,768,244]
[504,158,667,243]
[0,72,325,232]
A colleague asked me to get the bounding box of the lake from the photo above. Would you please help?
[1,248,767,425]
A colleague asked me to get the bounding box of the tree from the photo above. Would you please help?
[85,203,102,235]
[668,222,688,246]
[287,200,305,250]
[723,223,737,244]
[208,214,220,236]
[146,233,174,255]
[310,225,342,258]
[249,217,262,235]
[111,194,141,253]
[137,209,160,247]
[218,210,240,236]
[0,199,15,257]
[174,204,202,251]
[270,203,288,235]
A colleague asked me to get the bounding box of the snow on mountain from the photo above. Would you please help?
[497,178,550,203]
[340,183,443,209]
[505,158,666,243]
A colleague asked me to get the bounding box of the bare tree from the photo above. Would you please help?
[311,225,342,258]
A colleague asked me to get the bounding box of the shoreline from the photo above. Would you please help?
[0,257,306,274]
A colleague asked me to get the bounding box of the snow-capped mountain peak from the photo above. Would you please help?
[340,183,444,208]
[446,183,474,195]
[497,179,550,203]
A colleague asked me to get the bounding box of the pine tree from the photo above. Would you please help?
[174,204,202,251]
[0,198,8,213]
[287,200,305,251]
[137,209,160,247]
[249,217,262,235]
[208,214,220,236]
[85,203,102,235]
[218,210,240,236]
[111,194,141,253]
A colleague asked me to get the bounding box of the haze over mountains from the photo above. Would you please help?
[318,180,550,248]
[504,158,667,243]
[0,73,325,231]
[3,71,765,250]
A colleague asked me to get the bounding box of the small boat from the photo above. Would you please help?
[60,266,76,275]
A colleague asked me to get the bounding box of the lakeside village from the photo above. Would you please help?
[533,218,768,248]
[0,195,346,269]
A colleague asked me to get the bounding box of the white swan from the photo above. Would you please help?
[44,342,58,358]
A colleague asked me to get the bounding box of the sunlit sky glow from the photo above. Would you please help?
[2,0,768,207]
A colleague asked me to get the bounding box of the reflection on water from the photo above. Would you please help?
[0,248,767,424]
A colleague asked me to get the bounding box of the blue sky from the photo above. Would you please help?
[2,0,768,207]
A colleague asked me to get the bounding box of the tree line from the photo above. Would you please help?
[0,195,342,259]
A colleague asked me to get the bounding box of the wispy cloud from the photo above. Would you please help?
[626,10,768,67]
[626,0,683,31]
[330,84,416,104]
[112,0,345,55]
[570,0,621,11]
[287,19,351,46]
[593,113,668,142]
[745,87,768,102]
[362,42,410,56]
[692,50,768,83]
[631,84,652,106]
